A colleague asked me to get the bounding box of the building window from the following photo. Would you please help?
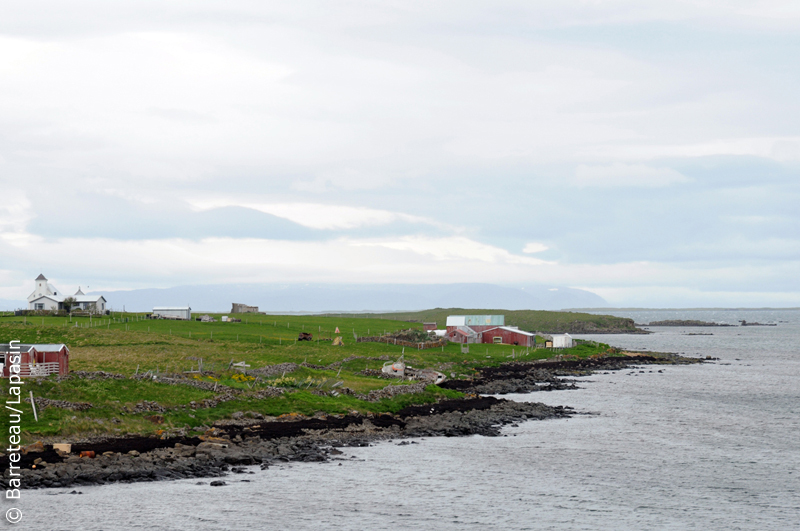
[35,303,44,310]
[493,336,502,344]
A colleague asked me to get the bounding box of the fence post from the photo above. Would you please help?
[30,392,38,422]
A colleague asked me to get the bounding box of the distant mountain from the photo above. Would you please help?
[87,283,608,313]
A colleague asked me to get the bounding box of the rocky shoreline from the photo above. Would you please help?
[5,354,701,490]
[440,354,699,394]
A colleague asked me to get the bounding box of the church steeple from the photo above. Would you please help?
[35,274,48,294]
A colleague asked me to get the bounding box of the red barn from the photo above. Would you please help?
[480,326,536,347]
[422,322,437,332]
[0,343,69,378]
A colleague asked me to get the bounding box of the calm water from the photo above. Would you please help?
[13,310,800,530]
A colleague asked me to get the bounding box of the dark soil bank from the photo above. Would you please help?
[7,398,569,489]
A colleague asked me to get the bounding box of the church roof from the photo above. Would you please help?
[29,294,63,303]
[74,295,105,303]
[35,274,47,280]
[74,287,84,295]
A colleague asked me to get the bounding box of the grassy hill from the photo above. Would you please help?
[0,312,614,442]
[354,308,642,334]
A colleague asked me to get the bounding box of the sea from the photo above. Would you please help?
[14,309,800,530]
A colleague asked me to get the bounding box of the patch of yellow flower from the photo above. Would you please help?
[272,375,297,387]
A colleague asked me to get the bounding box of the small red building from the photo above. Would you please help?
[480,326,536,347]
[445,314,539,346]
[0,343,69,378]
[422,322,437,332]
[448,327,480,344]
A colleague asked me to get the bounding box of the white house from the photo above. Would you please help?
[27,274,107,313]
[152,307,192,320]
[71,287,107,313]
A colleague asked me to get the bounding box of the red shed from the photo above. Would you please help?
[447,327,481,344]
[0,343,69,378]
[480,327,536,347]
[422,322,437,332]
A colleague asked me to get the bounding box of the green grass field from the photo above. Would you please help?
[0,312,613,443]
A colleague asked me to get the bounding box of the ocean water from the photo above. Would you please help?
[13,310,800,530]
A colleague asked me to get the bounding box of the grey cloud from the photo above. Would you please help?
[2,2,800,307]
[27,199,321,241]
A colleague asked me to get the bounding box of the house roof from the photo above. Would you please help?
[482,326,536,337]
[153,307,191,311]
[29,344,69,352]
[446,315,505,327]
[74,295,106,303]
[0,343,68,354]
[453,326,478,336]
[500,326,535,336]
[0,344,34,354]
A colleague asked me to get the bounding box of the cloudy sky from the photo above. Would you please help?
[1,1,799,307]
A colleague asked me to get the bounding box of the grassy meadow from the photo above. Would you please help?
[0,312,613,442]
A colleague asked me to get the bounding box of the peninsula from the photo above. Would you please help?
[1,309,688,489]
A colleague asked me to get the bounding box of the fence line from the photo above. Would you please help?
[356,336,448,350]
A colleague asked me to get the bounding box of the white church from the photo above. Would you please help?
[27,274,107,313]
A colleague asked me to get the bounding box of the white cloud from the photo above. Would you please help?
[187,199,439,230]
[349,236,551,265]
[0,235,552,292]
[0,190,33,238]
[523,242,549,254]
[584,137,800,162]
[574,163,690,187]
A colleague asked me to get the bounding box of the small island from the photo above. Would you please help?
[647,320,735,327]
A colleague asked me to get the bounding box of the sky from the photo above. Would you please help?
[1,1,799,308]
